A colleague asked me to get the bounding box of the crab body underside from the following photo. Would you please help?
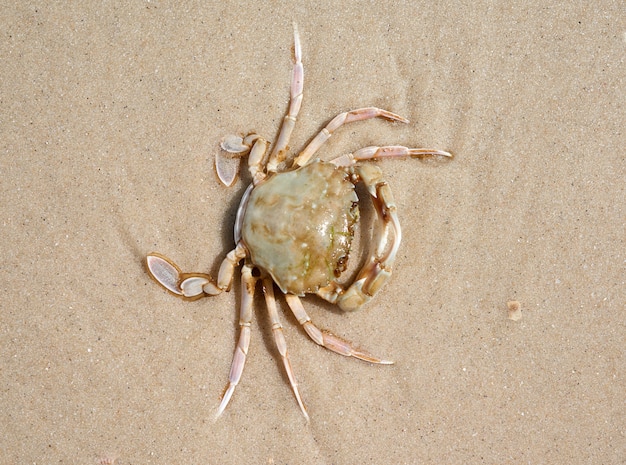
[146,25,451,420]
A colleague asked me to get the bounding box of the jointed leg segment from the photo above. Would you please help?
[331,144,452,167]
[267,24,304,173]
[293,107,410,168]
[217,134,270,186]
[263,277,308,419]
[285,294,393,364]
[146,243,247,300]
[216,263,257,418]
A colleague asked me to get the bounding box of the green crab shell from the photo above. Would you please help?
[241,161,359,296]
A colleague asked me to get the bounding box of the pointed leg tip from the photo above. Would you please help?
[365,356,394,365]
[215,384,236,420]
[298,399,310,421]
[387,111,409,124]
[352,349,394,365]
[388,113,409,124]
[297,401,310,421]
[214,402,228,421]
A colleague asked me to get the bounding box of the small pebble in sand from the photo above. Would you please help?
[507,300,522,321]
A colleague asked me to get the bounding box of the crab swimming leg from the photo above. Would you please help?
[262,277,309,420]
[145,243,247,300]
[284,294,393,364]
[266,24,304,173]
[216,134,270,187]
[292,107,410,168]
[216,263,257,418]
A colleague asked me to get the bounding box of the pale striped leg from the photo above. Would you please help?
[247,137,270,185]
[216,243,248,292]
[262,278,309,419]
[330,145,452,167]
[292,107,409,168]
[216,263,257,419]
[284,294,393,364]
[267,24,304,173]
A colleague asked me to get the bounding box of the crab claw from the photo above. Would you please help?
[146,253,219,300]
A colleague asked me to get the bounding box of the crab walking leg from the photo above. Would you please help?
[262,278,309,420]
[292,108,410,168]
[247,136,270,185]
[216,264,257,419]
[215,242,248,292]
[284,294,393,364]
[267,24,304,173]
[330,145,452,167]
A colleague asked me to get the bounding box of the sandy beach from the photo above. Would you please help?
[1,2,624,463]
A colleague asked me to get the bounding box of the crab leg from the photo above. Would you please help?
[292,107,410,168]
[216,263,257,419]
[146,244,247,300]
[262,277,309,420]
[339,164,402,311]
[216,134,270,187]
[330,144,452,167]
[247,137,270,185]
[216,243,249,290]
[284,294,393,364]
[267,24,304,173]
[316,164,404,312]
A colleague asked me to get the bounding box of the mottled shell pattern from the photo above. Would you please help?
[242,161,359,296]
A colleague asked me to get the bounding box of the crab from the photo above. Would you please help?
[146,25,451,420]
